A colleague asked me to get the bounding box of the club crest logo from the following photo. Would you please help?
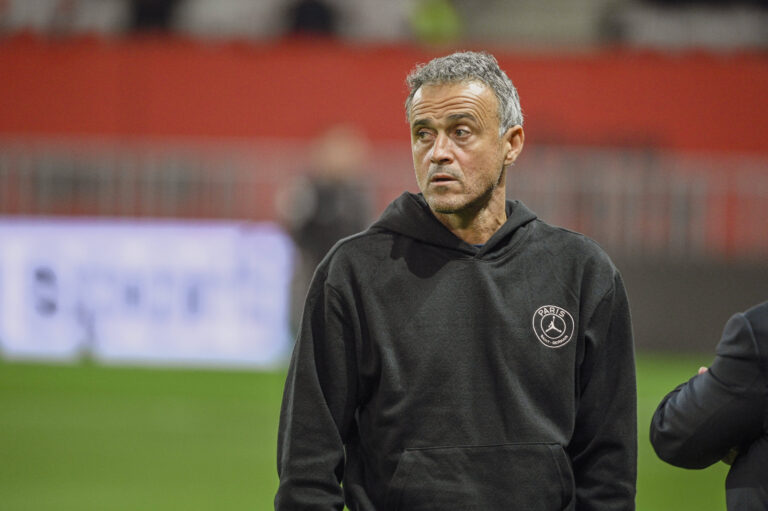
[532,305,575,348]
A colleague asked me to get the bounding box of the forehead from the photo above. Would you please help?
[410,81,498,125]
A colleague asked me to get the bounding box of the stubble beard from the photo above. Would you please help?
[425,165,506,217]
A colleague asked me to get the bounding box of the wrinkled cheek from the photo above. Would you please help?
[414,170,428,191]
[413,161,429,189]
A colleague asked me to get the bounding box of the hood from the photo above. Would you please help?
[370,192,537,259]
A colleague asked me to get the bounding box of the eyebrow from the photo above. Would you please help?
[447,113,478,123]
[411,113,478,128]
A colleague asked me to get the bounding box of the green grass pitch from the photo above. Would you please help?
[0,353,727,510]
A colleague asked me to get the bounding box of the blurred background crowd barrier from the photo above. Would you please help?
[0,0,766,362]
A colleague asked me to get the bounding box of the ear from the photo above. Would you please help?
[502,125,525,166]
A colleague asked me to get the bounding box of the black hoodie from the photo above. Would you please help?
[276,192,637,510]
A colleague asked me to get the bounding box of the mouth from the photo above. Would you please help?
[429,173,459,184]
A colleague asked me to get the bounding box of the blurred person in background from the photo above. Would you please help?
[275,51,636,510]
[277,124,372,336]
[650,300,768,510]
[409,0,462,46]
[129,0,180,32]
[284,0,339,36]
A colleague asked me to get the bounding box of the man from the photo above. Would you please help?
[650,301,768,510]
[276,51,637,510]
[279,124,371,335]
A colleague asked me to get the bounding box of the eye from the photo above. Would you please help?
[454,128,470,137]
[415,129,433,141]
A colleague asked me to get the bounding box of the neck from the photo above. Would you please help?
[431,189,507,245]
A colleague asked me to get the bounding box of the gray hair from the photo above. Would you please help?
[404,51,523,135]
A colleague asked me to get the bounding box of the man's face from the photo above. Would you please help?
[409,81,522,216]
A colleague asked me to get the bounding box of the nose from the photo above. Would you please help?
[429,132,454,165]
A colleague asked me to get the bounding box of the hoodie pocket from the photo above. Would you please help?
[385,442,574,511]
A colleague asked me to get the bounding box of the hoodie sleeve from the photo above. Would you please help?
[649,311,765,469]
[568,272,637,511]
[275,271,358,510]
